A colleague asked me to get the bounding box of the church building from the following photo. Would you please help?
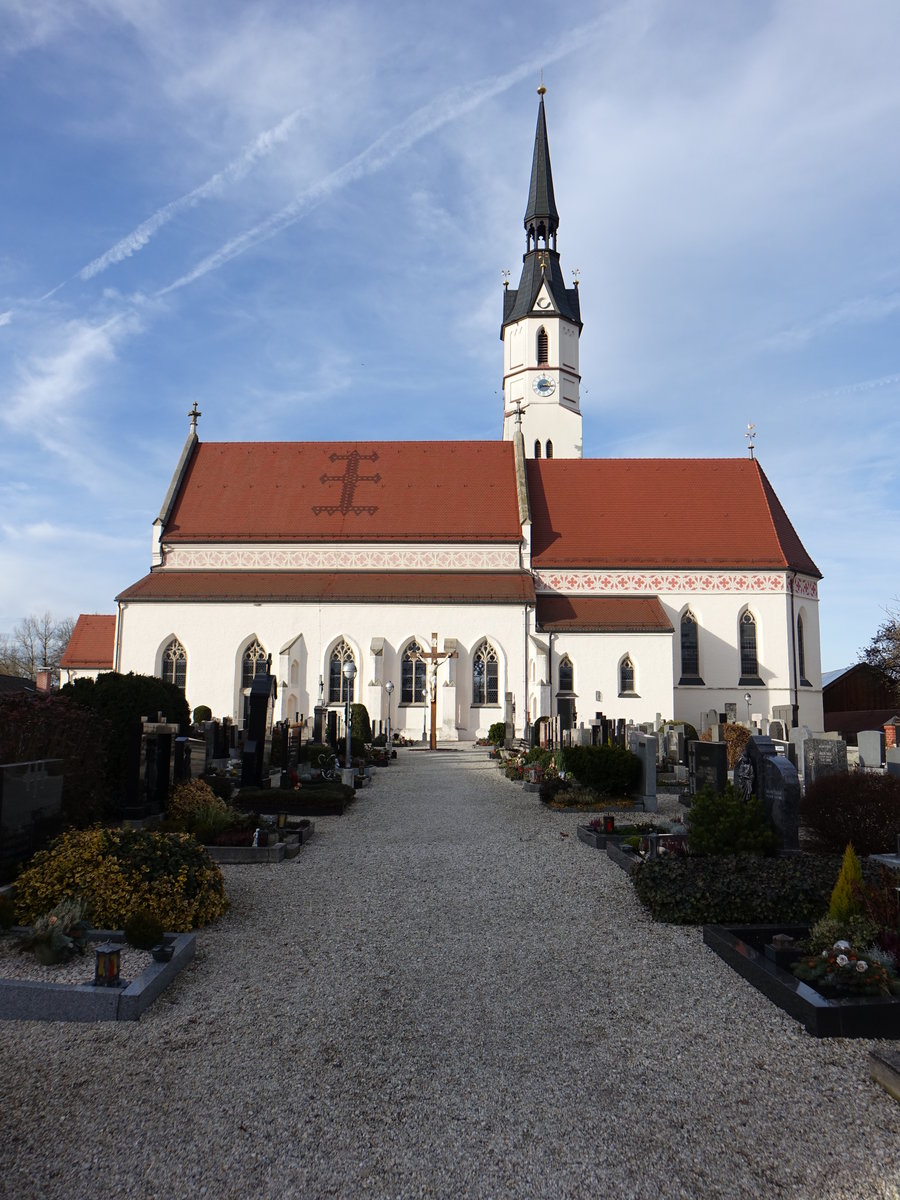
[102,90,824,741]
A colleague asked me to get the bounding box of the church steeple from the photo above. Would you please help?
[524,88,559,253]
[501,87,583,459]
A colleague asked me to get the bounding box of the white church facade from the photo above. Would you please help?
[102,91,823,741]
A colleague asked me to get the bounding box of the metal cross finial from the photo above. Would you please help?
[746,422,756,459]
[188,401,202,432]
[537,251,549,273]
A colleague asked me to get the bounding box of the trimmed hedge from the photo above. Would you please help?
[632,853,846,925]
[800,771,900,857]
[557,744,640,797]
[687,784,778,856]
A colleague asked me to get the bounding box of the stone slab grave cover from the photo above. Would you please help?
[627,730,658,813]
[688,740,727,799]
[858,730,886,770]
[803,737,848,789]
[735,735,799,850]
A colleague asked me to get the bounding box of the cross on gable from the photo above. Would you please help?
[312,450,381,516]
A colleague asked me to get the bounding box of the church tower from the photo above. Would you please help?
[501,87,583,459]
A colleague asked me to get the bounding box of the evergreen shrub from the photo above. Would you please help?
[557,744,640,796]
[488,722,506,746]
[828,843,864,922]
[350,703,372,744]
[123,908,165,950]
[687,783,778,856]
[632,854,845,925]
[15,827,228,932]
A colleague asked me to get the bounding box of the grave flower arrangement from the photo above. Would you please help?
[19,896,90,965]
[792,940,897,997]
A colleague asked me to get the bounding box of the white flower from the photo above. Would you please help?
[821,950,829,958]
[836,954,849,967]
[856,961,868,973]
[833,940,851,951]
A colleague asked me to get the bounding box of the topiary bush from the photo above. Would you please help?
[192,705,212,724]
[687,783,779,856]
[15,827,228,932]
[557,744,640,797]
[632,853,846,925]
[350,703,372,744]
[800,771,900,856]
[488,722,506,746]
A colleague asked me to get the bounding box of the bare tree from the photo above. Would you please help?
[0,613,76,684]
[860,601,900,699]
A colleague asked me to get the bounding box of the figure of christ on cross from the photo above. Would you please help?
[412,632,458,750]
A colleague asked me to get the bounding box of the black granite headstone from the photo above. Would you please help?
[241,673,277,788]
[688,740,727,797]
[803,738,848,788]
[0,759,64,881]
[734,735,799,850]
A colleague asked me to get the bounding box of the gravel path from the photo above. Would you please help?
[1,748,897,1199]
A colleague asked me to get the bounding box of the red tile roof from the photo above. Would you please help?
[528,458,820,575]
[117,571,535,604]
[536,595,673,632]
[164,442,523,544]
[60,614,116,669]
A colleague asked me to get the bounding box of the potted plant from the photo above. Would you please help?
[20,897,90,966]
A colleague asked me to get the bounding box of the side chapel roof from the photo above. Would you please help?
[59,614,116,669]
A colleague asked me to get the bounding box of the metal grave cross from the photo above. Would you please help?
[412,632,458,750]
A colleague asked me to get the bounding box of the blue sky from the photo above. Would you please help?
[1,0,898,673]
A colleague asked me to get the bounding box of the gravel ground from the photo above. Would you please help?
[0,747,897,1200]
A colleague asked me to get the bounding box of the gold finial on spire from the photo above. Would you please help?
[501,268,511,289]
[746,422,756,459]
[537,68,546,96]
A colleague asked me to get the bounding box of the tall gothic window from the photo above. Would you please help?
[472,641,499,705]
[545,440,553,459]
[328,639,356,703]
[680,611,700,679]
[401,641,426,704]
[241,640,268,689]
[619,656,635,695]
[161,638,187,691]
[798,614,809,685]
[534,439,542,459]
[558,656,573,692]
[739,612,759,680]
[537,327,549,364]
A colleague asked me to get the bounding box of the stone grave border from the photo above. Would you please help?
[204,821,314,864]
[703,923,900,1038]
[0,929,195,1023]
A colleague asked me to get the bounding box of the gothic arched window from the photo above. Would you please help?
[558,656,573,692]
[545,440,553,459]
[537,327,549,364]
[680,610,700,680]
[161,638,187,691]
[241,640,268,689]
[401,641,426,704]
[472,641,499,705]
[739,612,760,681]
[798,614,809,685]
[534,439,542,459]
[328,639,356,703]
[619,656,635,695]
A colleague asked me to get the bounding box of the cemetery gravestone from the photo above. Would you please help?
[735,736,800,851]
[0,759,64,881]
[858,730,886,770]
[688,740,727,798]
[803,738,848,789]
[768,720,785,742]
[241,673,277,789]
[724,702,737,723]
[773,705,793,729]
[701,708,719,735]
[886,748,900,779]
[627,731,658,813]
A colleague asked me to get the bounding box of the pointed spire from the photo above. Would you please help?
[524,86,559,250]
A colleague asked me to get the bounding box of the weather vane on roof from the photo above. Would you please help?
[571,268,580,286]
[538,69,545,96]
[501,268,510,289]
[537,251,549,273]
[189,401,202,433]
[746,422,756,459]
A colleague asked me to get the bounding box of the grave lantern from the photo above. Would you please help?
[603,815,615,835]
[93,942,121,988]
[277,811,287,830]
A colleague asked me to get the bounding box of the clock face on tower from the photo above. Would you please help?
[532,375,556,397]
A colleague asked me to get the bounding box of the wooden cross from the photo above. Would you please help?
[413,632,458,749]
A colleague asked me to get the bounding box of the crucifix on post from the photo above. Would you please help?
[413,632,458,750]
